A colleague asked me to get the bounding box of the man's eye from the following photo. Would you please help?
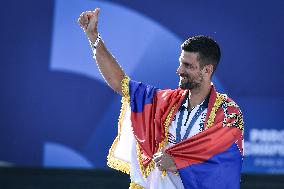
[184,63,191,68]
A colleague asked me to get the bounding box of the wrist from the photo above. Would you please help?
[89,33,102,59]
[88,32,99,43]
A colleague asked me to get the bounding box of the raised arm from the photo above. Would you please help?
[78,8,125,95]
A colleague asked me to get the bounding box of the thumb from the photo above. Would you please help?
[90,8,100,23]
[93,8,100,17]
[87,8,100,33]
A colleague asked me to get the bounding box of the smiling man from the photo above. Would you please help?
[78,8,244,189]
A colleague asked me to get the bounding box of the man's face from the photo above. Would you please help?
[177,51,205,90]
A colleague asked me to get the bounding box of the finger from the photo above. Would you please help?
[79,20,87,31]
[78,13,88,28]
[83,13,90,25]
[77,17,85,28]
[81,12,93,25]
[93,8,100,17]
[153,151,162,158]
[86,14,99,32]
[86,11,96,20]
[155,159,161,167]
[156,161,169,172]
[77,13,84,25]
[153,155,162,163]
[155,160,162,168]
[157,163,165,171]
[79,11,96,30]
[89,8,100,25]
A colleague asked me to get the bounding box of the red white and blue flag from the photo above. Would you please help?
[108,78,244,189]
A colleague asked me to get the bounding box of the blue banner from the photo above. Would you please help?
[0,0,283,174]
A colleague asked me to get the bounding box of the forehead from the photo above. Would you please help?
[180,50,199,62]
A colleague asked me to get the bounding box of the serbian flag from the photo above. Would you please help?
[166,123,243,189]
[108,77,244,189]
[129,79,187,176]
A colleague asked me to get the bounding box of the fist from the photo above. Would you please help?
[153,151,177,174]
[78,8,100,43]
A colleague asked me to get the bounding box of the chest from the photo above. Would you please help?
[168,106,208,146]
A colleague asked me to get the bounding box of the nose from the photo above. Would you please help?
[176,64,183,76]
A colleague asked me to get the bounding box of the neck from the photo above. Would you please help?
[188,82,211,109]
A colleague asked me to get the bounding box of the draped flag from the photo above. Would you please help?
[166,122,243,189]
[107,76,244,189]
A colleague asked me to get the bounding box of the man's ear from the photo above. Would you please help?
[203,64,213,76]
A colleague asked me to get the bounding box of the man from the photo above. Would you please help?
[78,8,244,189]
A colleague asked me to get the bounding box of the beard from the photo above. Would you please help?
[179,73,203,90]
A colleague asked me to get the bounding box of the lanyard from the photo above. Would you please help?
[175,100,208,143]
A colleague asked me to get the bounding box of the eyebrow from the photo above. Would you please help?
[179,58,191,66]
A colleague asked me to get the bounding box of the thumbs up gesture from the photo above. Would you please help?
[78,8,100,43]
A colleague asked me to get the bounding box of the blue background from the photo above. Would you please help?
[0,0,283,173]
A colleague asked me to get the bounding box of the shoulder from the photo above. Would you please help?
[222,96,242,111]
[219,95,244,131]
[156,88,175,96]
[156,88,186,100]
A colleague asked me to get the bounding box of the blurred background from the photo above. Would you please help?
[0,0,283,188]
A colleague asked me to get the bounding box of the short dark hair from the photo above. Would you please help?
[181,35,221,73]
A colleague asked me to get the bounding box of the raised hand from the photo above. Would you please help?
[78,8,100,43]
[77,8,125,94]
